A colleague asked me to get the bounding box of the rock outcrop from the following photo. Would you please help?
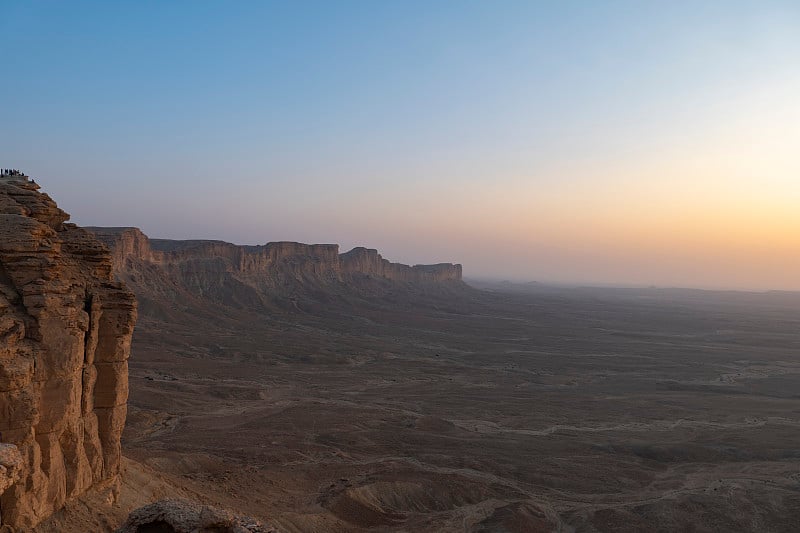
[87,228,462,311]
[340,246,462,283]
[0,177,137,529]
[116,499,277,533]
[0,444,22,497]
[90,228,462,286]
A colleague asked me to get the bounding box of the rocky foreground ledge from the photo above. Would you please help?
[0,176,137,529]
[116,499,278,533]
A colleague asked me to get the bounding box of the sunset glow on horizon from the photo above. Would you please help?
[2,1,799,290]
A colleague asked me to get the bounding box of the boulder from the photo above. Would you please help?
[116,499,277,533]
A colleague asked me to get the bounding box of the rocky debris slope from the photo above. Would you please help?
[88,227,462,295]
[0,177,137,529]
[116,499,277,533]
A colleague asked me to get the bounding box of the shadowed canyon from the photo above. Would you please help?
[3,176,800,532]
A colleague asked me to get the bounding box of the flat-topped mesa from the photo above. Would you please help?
[88,228,463,285]
[340,246,462,283]
[88,229,345,285]
[0,180,137,529]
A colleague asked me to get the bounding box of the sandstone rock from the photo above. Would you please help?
[0,176,137,529]
[116,499,277,533]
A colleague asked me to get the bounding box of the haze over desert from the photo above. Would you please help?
[2,2,800,532]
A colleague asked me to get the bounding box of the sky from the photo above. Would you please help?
[1,1,799,290]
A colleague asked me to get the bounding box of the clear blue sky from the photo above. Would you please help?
[2,1,799,289]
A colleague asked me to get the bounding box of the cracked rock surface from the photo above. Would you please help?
[0,177,137,529]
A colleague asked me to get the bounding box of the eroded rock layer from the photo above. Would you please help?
[88,228,462,307]
[0,178,137,529]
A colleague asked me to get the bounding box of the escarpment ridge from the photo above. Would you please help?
[0,176,137,529]
[88,227,462,294]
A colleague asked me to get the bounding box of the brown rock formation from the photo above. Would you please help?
[89,227,462,290]
[340,246,462,283]
[116,499,277,533]
[0,445,22,497]
[0,177,137,529]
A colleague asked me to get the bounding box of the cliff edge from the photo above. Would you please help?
[86,228,463,313]
[89,227,462,286]
[0,176,137,529]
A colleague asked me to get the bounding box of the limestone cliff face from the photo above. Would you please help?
[340,247,462,283]
[92,231,344,280]
[88,228,462,296]
[0,178,137,529]
[93,227,158,268]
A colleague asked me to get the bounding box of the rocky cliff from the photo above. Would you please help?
[341,247,462,283]
[87,228,462,306]
[0,177,137,529]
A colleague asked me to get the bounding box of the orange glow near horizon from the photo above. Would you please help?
[360,77,800,290]
[6,3,799,291]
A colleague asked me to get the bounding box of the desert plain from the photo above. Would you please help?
[95,279,800,532]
